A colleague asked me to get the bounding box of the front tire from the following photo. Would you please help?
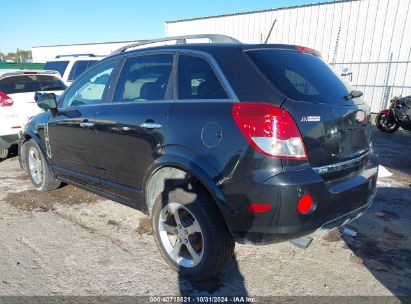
[152,183,234,281]
[0,148,8,160]
[25,140,61,191]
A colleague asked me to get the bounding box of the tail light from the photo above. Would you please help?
[0,92,14,107]
[232,102,308,160]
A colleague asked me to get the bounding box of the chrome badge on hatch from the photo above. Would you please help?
[301,116,321,122]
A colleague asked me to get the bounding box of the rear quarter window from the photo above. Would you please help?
[246,50,351,104]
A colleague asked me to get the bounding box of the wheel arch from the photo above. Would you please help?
[19,130,48,170]
[143,155,230,221]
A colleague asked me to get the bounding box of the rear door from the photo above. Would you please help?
[48,59,119,186]
[94,53,174,202]
[246,49,371,169]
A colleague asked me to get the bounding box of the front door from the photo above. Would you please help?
[48,59,119,187]
[94,53,174,203]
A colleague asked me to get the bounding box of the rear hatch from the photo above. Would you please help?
[0,73,66,124]
[246,48,371,178]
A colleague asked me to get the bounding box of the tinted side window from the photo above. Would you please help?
[178,55,228,100]
[43,61,69,77]
[113,54,173,102]
[68,60,97,81]
[60,60,117,108]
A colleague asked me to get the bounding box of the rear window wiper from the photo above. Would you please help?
[344,90,363,100]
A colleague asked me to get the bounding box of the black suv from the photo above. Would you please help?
[19,35,378,281]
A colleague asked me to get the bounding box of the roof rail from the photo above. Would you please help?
[111,34,241,55]
[55,53,97,59]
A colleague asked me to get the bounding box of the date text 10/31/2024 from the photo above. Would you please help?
[149,296,256,303]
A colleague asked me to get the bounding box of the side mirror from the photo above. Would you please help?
[35,92,57,110]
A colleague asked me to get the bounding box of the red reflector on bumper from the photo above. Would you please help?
[11,126,21,129]
[297,194,315,214]
[248,203,272,213]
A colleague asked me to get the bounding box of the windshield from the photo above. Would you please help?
[44,61,69,77]
[246,49,351,104]
[0,75,66,94]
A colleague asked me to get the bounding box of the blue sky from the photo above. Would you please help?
[0,0,331,53]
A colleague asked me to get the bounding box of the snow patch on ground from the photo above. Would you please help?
[378,165,393,178]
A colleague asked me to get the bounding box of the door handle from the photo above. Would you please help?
[140,122,162,129]
[80,121,94,128]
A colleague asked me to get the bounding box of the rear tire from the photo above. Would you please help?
[25,140,61,191]
[376,113,400,133]
[151,182,234,281]
[0,148,8,160]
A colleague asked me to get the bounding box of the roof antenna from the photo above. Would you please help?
[264,19,277,44]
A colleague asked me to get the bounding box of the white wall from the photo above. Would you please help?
[32,41,142,63]
[166,0,411,112]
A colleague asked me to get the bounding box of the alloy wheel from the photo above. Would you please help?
[28,147,43,184]
[158,202,204,268]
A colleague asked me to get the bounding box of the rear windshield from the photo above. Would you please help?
[0,75,66,94]
[68,60,98,81]
[44,61,69,77]
[246,50,350,103]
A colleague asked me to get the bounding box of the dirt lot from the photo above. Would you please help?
[0,127,410,297]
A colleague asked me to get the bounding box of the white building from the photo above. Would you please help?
[31,0,410,112]
[165,0,411,112]
[32,40,144,63]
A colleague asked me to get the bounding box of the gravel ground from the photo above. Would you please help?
[0,127,410,297]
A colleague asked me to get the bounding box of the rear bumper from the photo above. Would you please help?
[245,191,375,244]
[225,150,378,244]
[0,134,19,149]
[316,191,374,232]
